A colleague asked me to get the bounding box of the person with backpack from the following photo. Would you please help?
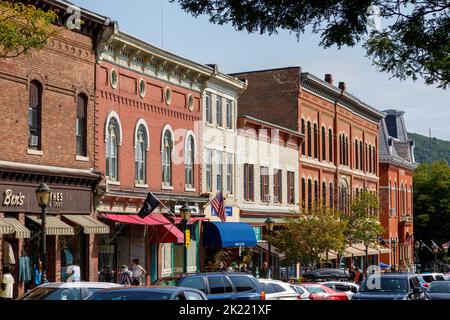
[118,265,133,285]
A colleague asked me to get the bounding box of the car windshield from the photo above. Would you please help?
[303,286,325,294]
[21,287,81,300]
[360,277,408,293]
[428,282,450,293]
[88,291,172,300]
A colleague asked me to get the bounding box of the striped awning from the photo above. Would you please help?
[0,218,14,235]
[63,215,110,234]
[27,216,74,235]
[2,218,30,238]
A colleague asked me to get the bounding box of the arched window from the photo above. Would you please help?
[135,124,148,184]
[365,143,368,171]
[301,178,306,209]
[355,140,359,170]
[328,129,333,162]
[359,141,363,170]
[394,182,398,215]
[321,126,326,161]
[345,136,349,166]
[106,117,120,181]
[313,123,318,159]
[28,80,42,149]
[76,93,88,156]
[339,135,343,165]
[307,121,312,157]
[307,179,312,211]
[185,134,195,188]
[322,181,326,206]
[340,180,349,215]
[329,182,334,208]
[369,145,373,173]
[314,180,319,205]
[373,146,377,174]
[162,129,173,186]
[301,119,306,155]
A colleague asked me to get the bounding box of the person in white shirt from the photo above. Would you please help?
[0,265,15,300]
[66,263,81,282]
[131,259,147,286]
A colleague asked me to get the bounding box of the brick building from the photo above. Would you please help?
[94,30,216,283]
[232,68,386,267]
[378,110,417,271]
[235,115,303,278]
[0,0,114,297]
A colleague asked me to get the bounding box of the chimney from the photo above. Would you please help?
[325,74,333,85]
[338,82,346,91]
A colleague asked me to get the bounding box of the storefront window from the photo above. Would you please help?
[60,228,85,282]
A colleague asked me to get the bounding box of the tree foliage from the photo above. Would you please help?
[346,190,384,248]
[173,0,450,89]
[271,203,347,268]
[0,1,57,58]
[414,161,450,247]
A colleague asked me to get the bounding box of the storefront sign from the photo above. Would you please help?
[253,226,262,241]
[0,184,91,214]
[212,206,233,217]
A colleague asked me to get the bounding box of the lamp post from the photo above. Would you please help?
[364,230,370,274]
[433,245,439,272]
[180,202,191,274]
[265,217,274,279]
[392,238,397,272]
[414,241,420,273]
[35,182,52,284]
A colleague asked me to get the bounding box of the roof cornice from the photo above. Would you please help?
[300,73,384,123]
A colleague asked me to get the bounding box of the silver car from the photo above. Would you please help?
[17,282,123,300]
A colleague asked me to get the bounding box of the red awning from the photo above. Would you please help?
[172,216,207,225]
[101,213,184,244]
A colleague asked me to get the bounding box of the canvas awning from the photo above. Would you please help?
[101,213,184,244]
[27,216,74,235]
[319,251,338,260]
[352,243,379,255]
[2,217,30,238]
[203,222,257,248]
[377,245,391,254]
[63,215,110,234]
[342,246,365,257]
[0,218,14,235]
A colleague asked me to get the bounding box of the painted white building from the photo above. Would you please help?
[201,65,246,222]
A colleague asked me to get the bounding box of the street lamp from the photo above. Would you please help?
[265,217,274,279]
[35,182,52,284]
[392,238,398,272]
[180,202,192,274]
[364,230,370,274]
[414,240,420,273]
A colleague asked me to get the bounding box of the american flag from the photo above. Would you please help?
[211,191,226,222]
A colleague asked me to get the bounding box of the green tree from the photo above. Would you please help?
[173,0,450,89]
[271,203,347,269]
[345,190,384,271]
[0,1,57,58]
[414,161,450,249]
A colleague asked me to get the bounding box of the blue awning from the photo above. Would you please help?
[203,222,257,248]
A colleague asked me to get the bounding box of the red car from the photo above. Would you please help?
[300,283,348,300]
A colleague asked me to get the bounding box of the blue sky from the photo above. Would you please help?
[72,0,450,140]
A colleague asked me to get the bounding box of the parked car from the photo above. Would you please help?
[444,273,450,281]
[418,273,446,283]
[175,272,264,300]
[87,286,207,300]
[302,268,351,281]
[291,285,311,300]
[321,281,359,299]
[417,275,430,289]
[258,279,301,300]
[299,283,348,300]
[426,281,450,300]
[17,282,123,300]
[352,273,428,300]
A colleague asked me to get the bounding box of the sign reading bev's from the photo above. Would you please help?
[0,184,91,213]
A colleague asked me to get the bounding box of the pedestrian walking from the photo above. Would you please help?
[118,265,133,285]
[131,259,147,286]
[66,259,81,282]
[259,262,270,279]
[0,265,14,300]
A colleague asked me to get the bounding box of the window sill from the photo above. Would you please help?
[135,183,148,189]
[226,128,234,133]
[205,122,214,128]
[161,184,174,190]
[225,193,234,198]
[107,180,120,186]
[185,187,196,192]
[27,149,43,156]
[216,125,224,130]
[76,155,89,162]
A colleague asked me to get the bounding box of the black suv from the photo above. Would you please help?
[175,272,264,300]
[352,273,429,300]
